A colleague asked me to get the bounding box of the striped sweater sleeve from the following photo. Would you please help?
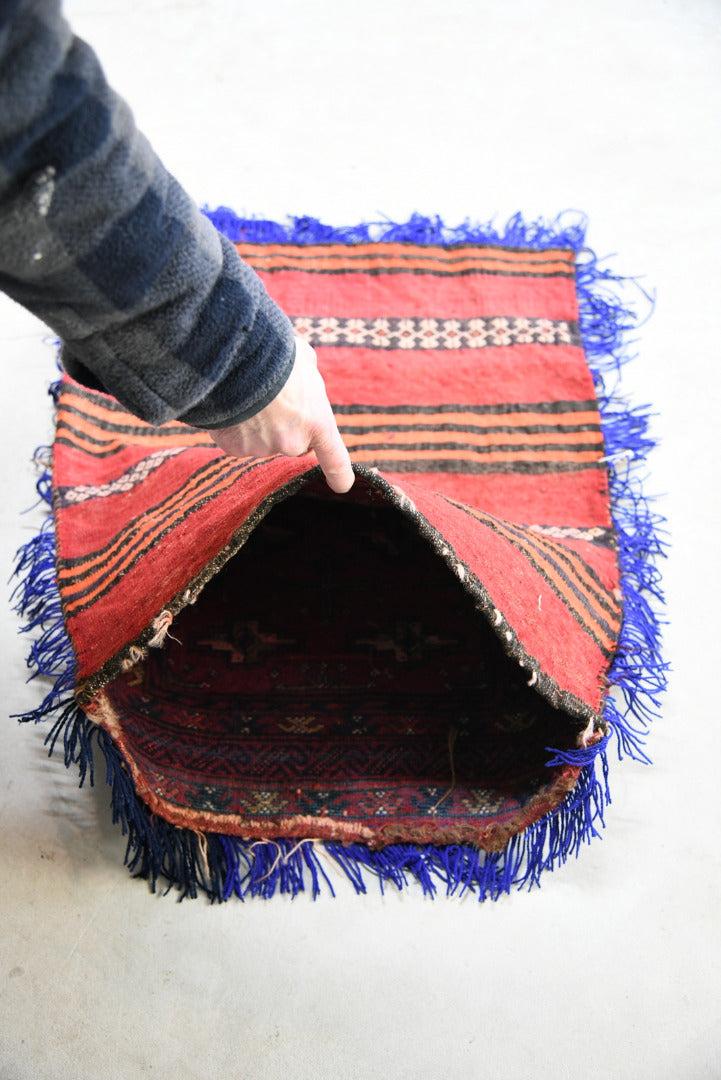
[0,0,295,429]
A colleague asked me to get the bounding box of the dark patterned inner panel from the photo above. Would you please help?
[107,486,581,820]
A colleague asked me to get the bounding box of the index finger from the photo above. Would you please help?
[310,416,355,494]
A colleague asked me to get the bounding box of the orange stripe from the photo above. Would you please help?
[72,429,211,451]
[342,430,602,449]
[336,410,601,428]
[453,503,620,645]
[237,253,574,275]
[56,411,145,451]
[347,448,603,463]
[57,410,210,451]
[60,393,206,444]
[56,422,126,456]
[58,395,209,444]
[60,390,144,427]
[235,242,575,265]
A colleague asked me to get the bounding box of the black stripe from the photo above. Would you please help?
[59,400,213,440]
[248,266,575,279]
[54,435,125,459]
[338,422,601,436]
[344,440,602,454]
[346,460,604,476]
[332,401,598,416]
[55,420,120,449]
[529,527,617,550]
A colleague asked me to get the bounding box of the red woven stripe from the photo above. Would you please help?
[379,469,614,527]
[320,346,596,409]
[257,270,579,321]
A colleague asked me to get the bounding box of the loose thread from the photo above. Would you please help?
[429,724,459,814]
[195,831,211,883]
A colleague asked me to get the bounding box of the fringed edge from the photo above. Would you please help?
[10,455,77,716]
[575,249,668,766]
[10,211,666,901]
[13,694,614,903]
[204,206,591,251]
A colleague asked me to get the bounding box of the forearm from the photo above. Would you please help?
[0,0,295,427]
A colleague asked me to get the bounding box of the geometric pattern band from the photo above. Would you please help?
[292,315,578,350]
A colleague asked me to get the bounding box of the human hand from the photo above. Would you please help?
[209,337,355,494]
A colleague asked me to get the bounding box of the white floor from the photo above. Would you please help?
[1,2,719,1077]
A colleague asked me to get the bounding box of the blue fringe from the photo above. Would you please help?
[10,211,666,901]
[204,206,591,251]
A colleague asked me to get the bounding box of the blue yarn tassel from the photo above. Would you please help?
[11,211,666,901]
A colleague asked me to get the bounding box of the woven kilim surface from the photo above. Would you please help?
[16,213,664,900]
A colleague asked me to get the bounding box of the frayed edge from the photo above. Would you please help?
[323,758,607,901]
[203,206,591,251]
[17,698,612,902]
[577,251,667,765]
[10,467,78,717]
